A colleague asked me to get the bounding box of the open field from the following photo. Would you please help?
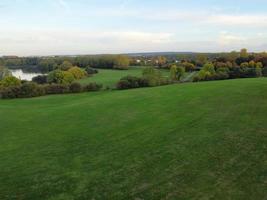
[77,67,170,88]
[1,78,267,199]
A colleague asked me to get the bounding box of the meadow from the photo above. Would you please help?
[1,78,267,199]
[77,67,170,88]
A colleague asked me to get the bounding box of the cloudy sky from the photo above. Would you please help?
[0,0,267,56]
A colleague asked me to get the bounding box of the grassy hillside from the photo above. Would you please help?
[77,67,170,88]
[1,78,267,199]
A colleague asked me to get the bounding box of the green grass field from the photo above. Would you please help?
[77,67,170,88]
[1,78,267,199]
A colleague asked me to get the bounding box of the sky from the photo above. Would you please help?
[0,0,267,56]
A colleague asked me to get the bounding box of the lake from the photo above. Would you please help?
[10,69,45,81]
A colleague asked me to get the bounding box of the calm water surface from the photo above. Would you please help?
[10,69,45,81]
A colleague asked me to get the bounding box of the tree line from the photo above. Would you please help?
[0,55,130,73]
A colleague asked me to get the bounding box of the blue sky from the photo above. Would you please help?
[0,0,267,55]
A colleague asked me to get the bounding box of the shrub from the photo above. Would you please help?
[44,84,70,94]
[69,82,83,93]
[32,75,48,84]
[19,82,45,98]
[83,83,103,91]
[229,67,262,79]
[0,86,21,99]
[116,76,149,90]
[85,66,98,75]
[215,67,230,80]
[117,80,131,90]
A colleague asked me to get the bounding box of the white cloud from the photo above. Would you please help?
[207,14,267,27]
[218,32,246,46]
[0,30,174,56]
[115,10,267,28]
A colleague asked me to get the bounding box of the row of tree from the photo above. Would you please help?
[0,80,102,99]
[130,49,267,69]
[0,55,130,73]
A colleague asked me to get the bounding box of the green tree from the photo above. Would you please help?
[227,51,239,62]
[38,59,57,72]
[170,65,178,81]
[59,61,73,71]
[142,67,163,86]
[153,56,167,67]
[196,54,208,66]
[255,67,262,77]
[68,67,87,79]
[202,62,216,74]
[240,48,248,58]
[182,62,195,72]
[240,62,249,68]
[249,60,256,68]
[62,71,75,84]
[114,55,130,70]
[0,66,11,80]
[176,66,185,81]
[256,62,263,68]
[47,70,74,84]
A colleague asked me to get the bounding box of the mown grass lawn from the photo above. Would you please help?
[1,78,267,199]
[77,66,170,88]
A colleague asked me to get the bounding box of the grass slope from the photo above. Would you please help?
[1,78,267,200]
[77,67,170,88]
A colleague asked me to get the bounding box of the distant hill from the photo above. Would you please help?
[125,52,195,57]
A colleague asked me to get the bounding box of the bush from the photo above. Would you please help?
[0,86,21,99]
[69,82,82,93]
[117,80,131,90]
[32,75,48,84]
[116,76,148,90]
[19,82,45,98]
[0,82,45,99]
[215,67,230,80]
[85,66,98,75]
[44,84,70,94]
[83,83,103,92]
